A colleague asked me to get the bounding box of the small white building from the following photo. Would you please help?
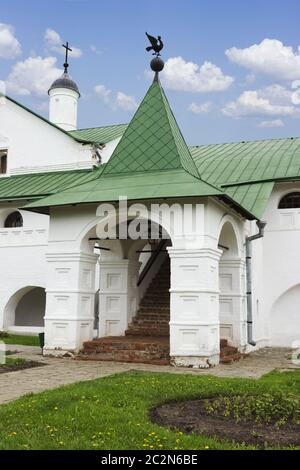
[0,56,299,367]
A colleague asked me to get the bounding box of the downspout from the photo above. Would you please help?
[245,220,267,346]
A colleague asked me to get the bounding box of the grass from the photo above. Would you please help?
[0,370,299,450]
[0,357,27,367]
[0,334,39,347]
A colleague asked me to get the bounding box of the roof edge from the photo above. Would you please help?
[2,94,91,144]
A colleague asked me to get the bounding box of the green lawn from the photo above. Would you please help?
[0,334,39,347]
[0,370,299,450]
[0,357,26,367]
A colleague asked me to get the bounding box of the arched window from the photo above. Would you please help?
[4,211,23,228]
[278,192,300,209]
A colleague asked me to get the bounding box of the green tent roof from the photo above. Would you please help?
[103,81,200,178]
[25,78,234,214]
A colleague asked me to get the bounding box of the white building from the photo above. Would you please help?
[0,57,299,367]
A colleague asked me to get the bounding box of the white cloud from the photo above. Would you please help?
[116,91,138,111]
[258,119,284,128]
[226,39,300,81]
[0,23,21,59]
[44,29,82,58]
[222,89,297,118]
[90,45,103,56]
[188,101,212,114]
[94,84,137,112]
[94,84,111,103]
[161,56,234,93]
[6,56,61,96]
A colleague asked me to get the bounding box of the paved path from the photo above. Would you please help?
[0,345,298,404]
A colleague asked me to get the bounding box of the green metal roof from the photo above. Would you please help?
[23,168,224,208]
[69,124,128,145]
[190,137,300,186]
[7,84,300,220]
[224,182,274,219]
[103,81,200,178]
[0,168,102,201]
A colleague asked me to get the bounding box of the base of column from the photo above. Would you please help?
[171,353,219,369]
[43,348,77,357]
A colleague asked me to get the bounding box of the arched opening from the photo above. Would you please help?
[15,287,45,327]
[270,285,300,347]
[80,214,172,363]
[218,220,245,348]
[4,211,23,228]
[278,192,300,209]
[4,286,46,333]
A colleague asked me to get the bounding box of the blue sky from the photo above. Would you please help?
[1,0,300,144]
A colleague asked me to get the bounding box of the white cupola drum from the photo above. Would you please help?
[48,41,80,131]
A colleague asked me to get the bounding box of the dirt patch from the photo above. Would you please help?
[151,399,300,448]
[0,361,46,374]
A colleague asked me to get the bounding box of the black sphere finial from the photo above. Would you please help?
[150,57,165,72]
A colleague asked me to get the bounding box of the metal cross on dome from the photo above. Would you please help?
[62,41,73,73]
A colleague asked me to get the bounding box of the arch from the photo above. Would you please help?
[217,216,244,346]
[80,207,173,258]
[4,211,23,228]
[217,216,241,259]
[278,192,300,209]
[270,284,300,347]
[3,285,45,330]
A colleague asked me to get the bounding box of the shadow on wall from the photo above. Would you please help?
[271,284,300,347]
[15,287,46,327]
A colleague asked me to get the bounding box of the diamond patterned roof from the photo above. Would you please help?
[103,81,200,178]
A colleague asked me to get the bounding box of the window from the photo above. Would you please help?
[278,192,300,209]
[0,150,7,174]
[4,211,23,228]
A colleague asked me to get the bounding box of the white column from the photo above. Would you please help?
[98,259,140,337]
[219,259,247,349]
[43,252,98,355]
[168,247,222,368]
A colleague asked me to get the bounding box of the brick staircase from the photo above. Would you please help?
[81,259,245,366]
[81,258,171,365]
[125,258,170,337]
[220,339,245,364]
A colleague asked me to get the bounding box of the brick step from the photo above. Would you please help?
[220,354,243,364]
[84,337,167,350]
[81,336,170,364]
[220,346,239,357]
[132,315,169,321]
[125,329,169,336]
[139,306,170,311]
[220,339,229,348]
[141,295,170,302]
[131,319,169,325]
[79,354,170,366]
[141,294,170,300]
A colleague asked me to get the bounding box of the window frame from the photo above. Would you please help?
[4,211,23,228]
[0,149,7,174]
[278,192,300,209]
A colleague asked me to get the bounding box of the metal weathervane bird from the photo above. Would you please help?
[145,33,164,57]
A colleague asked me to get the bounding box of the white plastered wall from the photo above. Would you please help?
[252,182,300,347]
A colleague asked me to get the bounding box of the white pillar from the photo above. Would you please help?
[98,259,140,337]
[43,251,98,355]
[168,247,222,368]
[219,259,247,349]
